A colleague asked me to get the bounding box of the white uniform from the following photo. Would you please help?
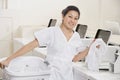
[34,26,85,80]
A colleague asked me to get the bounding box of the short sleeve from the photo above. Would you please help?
[34,28,51,47]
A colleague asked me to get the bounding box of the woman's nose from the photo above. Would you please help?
[71,18,75,23]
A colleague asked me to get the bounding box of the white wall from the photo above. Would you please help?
[77,0,101,36]
[8,0,101,37]
[100,0,120,26]
[7,0,81,25]
[7,0,86,37]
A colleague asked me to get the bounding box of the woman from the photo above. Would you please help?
[0,5,94,80]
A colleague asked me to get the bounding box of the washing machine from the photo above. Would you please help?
[0,56,50,80]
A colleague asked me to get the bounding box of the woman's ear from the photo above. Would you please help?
[62,14,64,18]
[61,14,64,22]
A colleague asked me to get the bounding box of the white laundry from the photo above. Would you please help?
[85,39,107,71]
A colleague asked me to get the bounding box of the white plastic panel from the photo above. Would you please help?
[0,17,12,40]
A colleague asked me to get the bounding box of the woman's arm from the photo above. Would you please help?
[0,39,39,68]
[72,47,89,62]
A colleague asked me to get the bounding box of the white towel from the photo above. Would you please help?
[85,39,106,71]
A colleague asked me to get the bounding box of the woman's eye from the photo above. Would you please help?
[75,18,78,20]
[68,16,72,18]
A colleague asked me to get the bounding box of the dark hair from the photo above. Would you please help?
[62,5,80,19]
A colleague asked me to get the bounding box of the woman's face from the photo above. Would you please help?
[62,10,79,30]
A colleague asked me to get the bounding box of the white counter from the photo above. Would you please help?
[73,62,120,80]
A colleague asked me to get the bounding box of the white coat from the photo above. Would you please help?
[34,26,86,80]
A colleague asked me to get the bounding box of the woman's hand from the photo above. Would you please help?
[96,45,100,49]
[89,39,100,49]
[0,59,10,69]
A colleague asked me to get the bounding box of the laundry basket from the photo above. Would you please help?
[0,56,50,80]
